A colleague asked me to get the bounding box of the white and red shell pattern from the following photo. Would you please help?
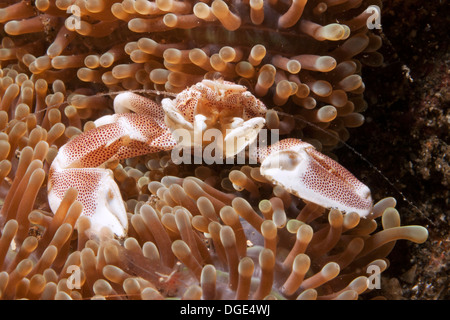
[48,80,373,237]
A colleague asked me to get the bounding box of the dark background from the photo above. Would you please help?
[335,0,449,299]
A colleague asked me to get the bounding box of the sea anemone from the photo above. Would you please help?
[0,160,428,299]
[0,0,428,300]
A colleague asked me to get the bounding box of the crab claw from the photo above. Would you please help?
[256,138,373,216]
[48,167,128,237]
[48,106,176,238]
[88,170,128,236]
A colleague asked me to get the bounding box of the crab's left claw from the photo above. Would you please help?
[256,138,373,216]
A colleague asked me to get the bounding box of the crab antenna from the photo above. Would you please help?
[102,89,178,98]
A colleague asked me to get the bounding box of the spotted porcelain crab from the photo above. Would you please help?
[48,80,373,237]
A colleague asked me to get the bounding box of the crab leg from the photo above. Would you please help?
[254,138,373,216]
[48,94,176,237]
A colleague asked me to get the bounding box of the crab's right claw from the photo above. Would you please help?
[258,138,373,217]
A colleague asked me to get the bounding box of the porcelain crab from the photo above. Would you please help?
[48,79,373,237]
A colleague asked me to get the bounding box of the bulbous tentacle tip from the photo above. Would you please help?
[258,138,373,217]
[414,226,429,244]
